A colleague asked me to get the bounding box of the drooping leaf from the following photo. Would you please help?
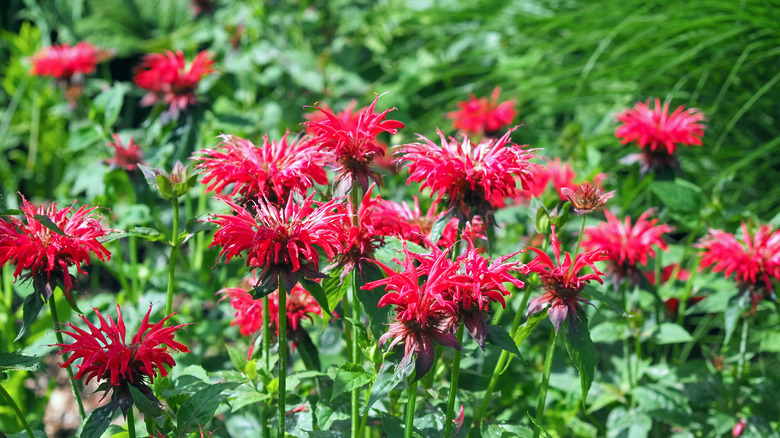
[176,382,241,437]
[99,226,166,244]
[33,214,67,236]
[16,291,44,341]
[486,324,522,357]
[330,362,373,402]
[364,351,413,415]
[302,277,335,320]
[129,384,163,418]
[80,403,117,438]
[296,330,321,371]
[564,311,596,406]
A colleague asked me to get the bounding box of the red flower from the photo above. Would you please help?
[30,42,103,80]
[582,209,674,282]
[0,195,111,305]
[396,128,535,218]
[547,158,577,201]
[732,419,746,437]
[372,198,457,247]
[446,87,517,136]
[696,223,780,310]
[134,50,214,119]
[364,242,465,379]
[616,98,705,155]
[56,305,189,414]
[514,162,551,202]
[208,194,347,293]
[305,95,404,196]
[526,225,609,333]
[560,182,615,215]
[193,133,329,203]
[105,134,144,171]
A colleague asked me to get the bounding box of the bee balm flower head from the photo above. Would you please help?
[446,87,517,136]
[30,42,107,80]
[134,50,214,120]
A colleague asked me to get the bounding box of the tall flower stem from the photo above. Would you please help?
[0,382,34,438]
[443,323,465,438]
[127,408,137,438]
[4,265,14,352]
[128,236,139,301]
[49,295,86,420]
[165,196,180,319]
[263,296,271,371]
[351,270,361,438]
[533,327,558,438]
[568,215,587,277]
[404,379,418,438]
[277,280,288,437]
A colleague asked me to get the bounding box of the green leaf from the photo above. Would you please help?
[380,411,406,438]
[513,310,547,348]
[0,351,44,370]
[302,277,335,319]
[176,382,241,437]
[605,406,651,438]
[225,344,248,374]
[526,412,553,438]
[93,83,127,128]
[0,209,22,216]
[330,362,373,402]
[129,384,163,418]
[33,214,67,236]
[724,292,749,345]
[486,324,522,357]
[364,351,413,415]
[631,384,692,426]
[430,207,454,244]
[81,404,117,438]
[16,291,44,341]
[355,265,393,343]
[564,311,596,405]
[482,422,534,438]
[650,179,705,213]
[296,330,321,371]
[99,226,165,243]
[319,275,349,327]
[643,323,693,345]
[590,320,626,343]
[67,124,104,153]
[157,174,173,199]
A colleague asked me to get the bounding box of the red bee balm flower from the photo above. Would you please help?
[446,87,517,136]
[208,194,347,293]
[194,133,329,203]
[105,134,144,171]
[30,42,103,80]
[396,128,534,218]
[134,50,214,118]
[616,99,705,154]
[0,195,111,304]
[696,223,780,311]
[583,209,673,283]
[526,225,609,333]
[305,95,404,196]
[56,305,189,414]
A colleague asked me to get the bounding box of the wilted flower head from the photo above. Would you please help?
[364,242,466,379]
[696,223,780,312]
[30,42,107,80]
[105,134,144,171]
[208,193,346,293]
[56,305,189,414]
[396,128,535,219]
[526,225,609,333]
[305,95,404,196]
[134,50,214,119]
[0,195,111,305]
[583,209,673,283]
[194,132,329,204]
[446,87,517,136]
[560,182,615,215]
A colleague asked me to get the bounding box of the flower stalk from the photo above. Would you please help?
[533,327,558,438]
[166,196,180,320]
[277,280,288,437]
[49,294,86,420]
[4,265,14,352]
[127,408,137,438]
[0,382,35,438]
[404,379,418,438]
[443,323,465,438]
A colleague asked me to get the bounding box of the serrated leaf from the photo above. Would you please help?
[330,363,373,402]
[487,324,521,357]
[176,382,240,437]
[0,351,44,370]
[129,384,162,418]
[565,311,595,405]
[81,404,117,438]
[364,351,413,415]
[16,291,44,341]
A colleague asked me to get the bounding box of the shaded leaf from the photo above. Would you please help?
[0,351,44,370]
[564,311,595,405]
[330,362,373,402]
[129,384,163,418]
[430,207,455,244]
[81,404,117,438]
[33,214,67,236]
[176,382,241,437]
[16,291,44,341]
[364,351,413,415]
[302,277,335,319]
[487,324,522,357]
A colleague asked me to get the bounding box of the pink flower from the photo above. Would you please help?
[30,42,103,80]
[134,50,214,118]
[373,198,458,247]
[514,162,551,202]
[526,225,609,333]
[446,87,517,136]
[616,98,705,154]
[696,223,780,311]
[56,305,189,414]
[395,128,535,218]
[305,95,404,196]
[583,209,674,282]
[193,133,329,204]
[105,134,144,171]
[547,158,577,201]
[560,182,615,215]
[0,195,111,305]
[208,193,347,293]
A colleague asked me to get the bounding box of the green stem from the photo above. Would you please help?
[568,215,587,277]
[194,188,207,271]
[0,382,35,438]
[621,284,634,391]
[351,270,361,438]
[128,236,139,302]
[443,324,465,438]
[737,317,749,382]
[404,379,418,438]
[127,407,136,438]
[4,266,14,352]
[263,296,271,371]
[49,295,86,420]
[113,241,130,303]
[277,280,288,437]
[166,197,180,319]
[533,328,558,438]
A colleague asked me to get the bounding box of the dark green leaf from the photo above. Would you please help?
[0,209,22,216]
[296,330,321,371]
[33,214,67,236]
[16,291,44,341]
[330,362,373,402]
[0,351,44,370]
[356,264,393,343]
[302,278,335,319]
[650,179,705,213]
[364,351,413,415]
[176,382,241,437]
[100,226,166,244]
[487,324,522,357]
[430,207,454,244]
[513,310,547,348]
[81,404,117,438]
[564,311,596,405]
[129,384,163,418]
[380,411,406,438]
